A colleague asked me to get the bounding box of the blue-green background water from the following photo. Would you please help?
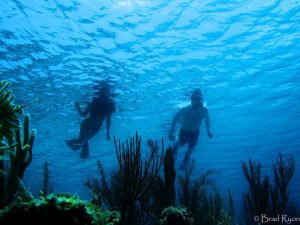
[1,0,300,216]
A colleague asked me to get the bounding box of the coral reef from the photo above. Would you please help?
[0,80,22,142]
[0,80,36,208]
[85,144,236,225]
[242,152,295,225]
[162,146,176,207]
[114,133,164,225]
[85,134,164,225]
[40,161,52,197]
[140,145,176,220]
[178,161,234,225]
[0,193,120,225]
[159,206,194,225]
[84,160,120,208]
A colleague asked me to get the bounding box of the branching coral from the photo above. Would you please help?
[0,193,120,225]
[162,146,176,207]
[0,80,36,208]
[40,161,52,197]
[135,145,176,223]
[160,206,194,225]
[114,132,164,225]
[242,152,295,225]
[0,81,22,143]
[178,162,233,225]
[85,133,164,225]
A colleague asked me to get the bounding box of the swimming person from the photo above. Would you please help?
[66,82,116,159]
[168,89,213,170]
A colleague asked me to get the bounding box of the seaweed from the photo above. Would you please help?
[178,161,234,225]
[114,133,164,225]
[241,152,295,225]
[159,206,194,225]
[0,193,120,225]
[0,80,36,208]
[40,161,52,197]
[85,133,164,225]
[136,145,176,223]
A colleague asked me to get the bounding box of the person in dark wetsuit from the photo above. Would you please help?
[66,83,116,159]
[168,89,213,170]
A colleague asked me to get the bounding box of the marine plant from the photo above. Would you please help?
[84,160,120,208]
[241,152,295,225]
[114,133,164,225]
[0,193,120,225]
[161,146,176,207]
[138,145,176,222]
[178,161,234,225]
[0,80,36,208]
[159,206,194,225]
[85,134,164,225]
[40,161,52,197]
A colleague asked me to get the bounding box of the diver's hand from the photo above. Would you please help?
[208,131,213,139]
[168,133,176,141]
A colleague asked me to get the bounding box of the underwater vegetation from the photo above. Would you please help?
[85,141,234,225]
[114,134,164,225]
[0,80,36,208]
[85,134,165,225]
[0,193,120,225]
[40,161,52,197]
[0,79,298,225]
[241,152,296,225]
[160,206,194,225]
[178,162,234,225]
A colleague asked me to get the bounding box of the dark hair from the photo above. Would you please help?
[191,89,203,100]
[93,80,111,98]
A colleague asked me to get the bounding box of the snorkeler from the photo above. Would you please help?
[168,89,213,170]
[65,82,116,159]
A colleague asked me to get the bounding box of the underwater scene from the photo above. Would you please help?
[1,0,300,225]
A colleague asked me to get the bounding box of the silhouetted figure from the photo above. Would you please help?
[168,89,212,170]
[66,82,116,159]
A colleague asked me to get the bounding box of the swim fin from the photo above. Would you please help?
[65,139,82,151]
[80,142,90,159]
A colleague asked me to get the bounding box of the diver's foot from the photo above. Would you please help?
[178,160,189,171]
[65,140,82,151]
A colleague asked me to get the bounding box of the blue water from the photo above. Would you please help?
[1,0,300,217]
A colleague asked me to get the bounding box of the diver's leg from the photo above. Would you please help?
[78,119,93,143]
[87,127,100,140]
[179,146,194,169]
[179,131,199,170]
[179,147,194,170]
[66,119,90,151]
[173,130,187,159]
[79,127,100,159]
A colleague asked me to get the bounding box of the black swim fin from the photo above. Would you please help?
[80,142,90,159]
[65,139,82,151]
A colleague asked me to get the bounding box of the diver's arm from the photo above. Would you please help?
[204,108,213,138]
[106,113,112,140]
[169,109,183,140]
[75,102,90,117]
